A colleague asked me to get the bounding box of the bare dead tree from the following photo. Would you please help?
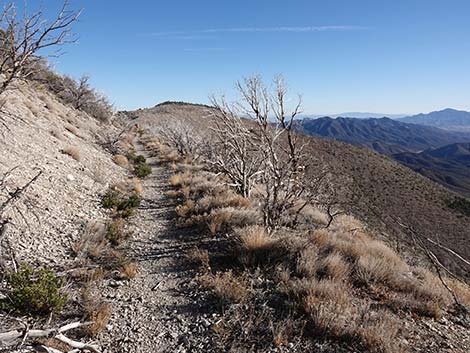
[235,75,306,231]
[0,1,81,95]
[156,120,206,161]
[209,95,264,197]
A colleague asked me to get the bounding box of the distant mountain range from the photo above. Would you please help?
[399,108,470,131]
[298,114,470,196]
[299,116,470,155]
[393,143,470,196]
[302,112,407,119]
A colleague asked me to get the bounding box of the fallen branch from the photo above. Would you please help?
[0,321,100,352]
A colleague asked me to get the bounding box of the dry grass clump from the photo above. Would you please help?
[199,271,250,304]
[24,99,42,117]
[318,252,350,281]
[62,146,81,161]
[113,154,129,168]
[187,247,210,270]
[236,226,281,266]
[208,207,261,234]
[82,292,112,337]
[70,267,105,284]
[65,124,79,135]
[72,221,109,260]
[120,262,138,279]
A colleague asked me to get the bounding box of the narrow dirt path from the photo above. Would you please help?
[100,146,215,353]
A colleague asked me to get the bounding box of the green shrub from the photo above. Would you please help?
[127,153,146,164]
[134,162,152,178]
[102,190,121,209]
[447,197,470,216]
[106,218,127,246]
[3,266,68,315]
[102,191,141,211]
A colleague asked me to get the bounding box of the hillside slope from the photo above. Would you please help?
[127,102,470,280]
[393,143,470,197]
[0,83,124,267]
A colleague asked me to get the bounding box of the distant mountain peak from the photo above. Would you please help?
[400,108,470,132]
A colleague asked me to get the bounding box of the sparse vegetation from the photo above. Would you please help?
[158,134,470,353]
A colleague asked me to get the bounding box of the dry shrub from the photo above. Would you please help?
[70,266,105,284]
[297,205,329,226]
[62,146,81,161]
[120,262,138,279]
[36,338,71,352]
[65,124,79,135]
[113,154,129,168]
[25,99,42,117]
[208,207,261,234]
[195,192,250,215]
[318,252,350,281]
[356,310,402,353]
[187,247,210,270]
[329,214,364,233]
[356,255,395,286]
[236,226,281,267]
[129,178,143,195]
[199,270,250,304]
[82,293,112,337]
[169,173,184,187]
[176,199,195,218]
[296,246,319,278]
[73,221,111,262]
[166,190,182,199]
[448,279,470,308]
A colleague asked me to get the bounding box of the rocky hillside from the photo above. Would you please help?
[0,82,124,267]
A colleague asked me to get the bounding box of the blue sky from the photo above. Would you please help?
[32,0,470,114]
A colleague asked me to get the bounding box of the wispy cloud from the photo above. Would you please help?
[145,25,368,37]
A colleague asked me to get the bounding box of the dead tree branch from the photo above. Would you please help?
[0,1,81,95]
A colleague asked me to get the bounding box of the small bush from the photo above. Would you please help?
[82,292,112,337]
[134,162,152,178]
[4,266,68,315]
[65,124,79,135]
[187,247,210,270]
[113,154,129,168]
[102,190,141,216]
[236,226,281,267]
[199,271,250,304]
[106,218,128,245]
[447,196,470,216]
[120,262,138,279]
[62,146,81,161]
